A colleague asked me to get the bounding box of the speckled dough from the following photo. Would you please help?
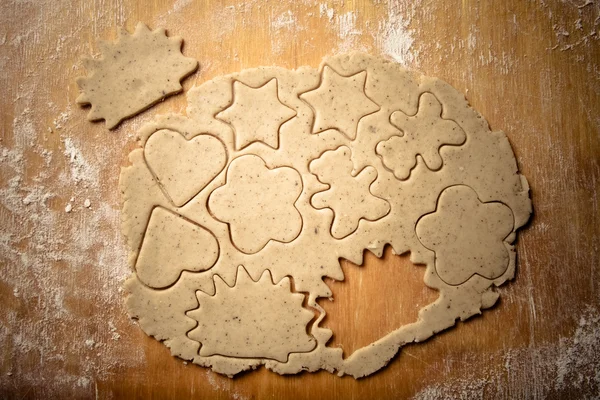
[120,53,532,378]
[76,22,198,129]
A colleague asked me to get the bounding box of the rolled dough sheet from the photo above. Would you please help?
[120,52,532,378]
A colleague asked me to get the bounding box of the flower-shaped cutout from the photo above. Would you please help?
[416,185,515,285]
[309,146,390,239]
[216,78,296,150]
[376,92,466,180]
[300,66,380,140]
[208,155,303,254]
[186,266,316,362]
[76,22,198,129]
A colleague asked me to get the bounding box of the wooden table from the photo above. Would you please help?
[1,0,598,398]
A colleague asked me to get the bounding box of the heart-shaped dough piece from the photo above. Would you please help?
[136,207,219,288]
[144,129,227,207]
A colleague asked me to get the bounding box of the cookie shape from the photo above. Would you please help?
[187,267,316,362]
[136,207,219,289]
[208,155,303,254]
[144,129,227,207]
[76,22,198,129]
[416,186,515,285]
[300,66,379,139]
[376,93,466,180]
[216,79,296,150]
[310,146,390,239]
[121,53,532,379]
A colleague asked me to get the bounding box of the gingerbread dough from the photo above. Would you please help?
[120,53,531,378]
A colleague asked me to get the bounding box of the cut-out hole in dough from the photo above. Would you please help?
[320,246,439,358]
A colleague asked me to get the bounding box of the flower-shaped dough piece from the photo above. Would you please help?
[76,22,198,129]
[376,93,466,180]
[310,146,390,239]
[208,155,303,254]
[300,66,380,140]
[216,78,296,150]
[416,185,515,285]
[187,267,316,362]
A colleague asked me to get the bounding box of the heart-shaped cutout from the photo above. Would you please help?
[144,129,227,207]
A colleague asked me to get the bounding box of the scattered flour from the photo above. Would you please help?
[62,137,99,187]
[0,0,142,396]
[271,10,297,31]
[319,3,334,22]
[375,2,419,68]
[411,306,600,399]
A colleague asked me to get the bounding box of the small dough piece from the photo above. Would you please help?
[76,22,198,129]
[216,78,296,150]
[136,207,219,289]
[144,129,227,207]
[416,185,514,285]
[208,155,303,254]
[300,66,379,139]
[187,267,316,362]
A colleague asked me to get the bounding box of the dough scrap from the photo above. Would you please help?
[76,22,198,129]
[121,53,532,379]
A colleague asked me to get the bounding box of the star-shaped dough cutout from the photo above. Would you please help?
[216,78,296,150]
[300,66,380,140]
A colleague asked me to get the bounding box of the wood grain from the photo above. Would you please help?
[1,0,598,399]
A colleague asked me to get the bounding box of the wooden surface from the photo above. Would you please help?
[1,0,599,398]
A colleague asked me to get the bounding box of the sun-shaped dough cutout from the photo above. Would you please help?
[187,267,316,362]
[76,22,198,129]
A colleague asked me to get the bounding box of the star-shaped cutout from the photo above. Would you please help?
[300,66,380,140]
[216,78,296,150]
